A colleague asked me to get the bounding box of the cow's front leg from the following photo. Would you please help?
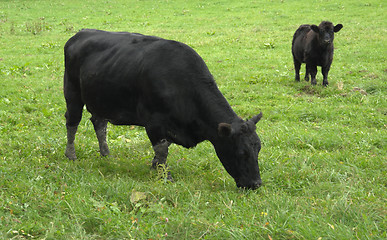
[90,116,110,156]
[151,139,171,168]
[151,139,173,181]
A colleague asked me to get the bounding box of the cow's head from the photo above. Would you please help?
[311,21,343,46]
[214,112,263,190]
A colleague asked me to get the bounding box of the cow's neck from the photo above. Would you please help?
[196,85,239,142]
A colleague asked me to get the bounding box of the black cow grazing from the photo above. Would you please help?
[292,21,343,86]
[63,29,263,189]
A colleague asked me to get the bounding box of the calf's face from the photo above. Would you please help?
[311,21,343,46]
[215,113,263,189]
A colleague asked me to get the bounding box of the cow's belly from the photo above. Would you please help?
[85,101,142,125]
[108,112,143,126]
[81,82,144,126]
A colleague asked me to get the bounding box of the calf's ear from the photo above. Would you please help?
[334,24,343,32]
[218,123,232,137]
[311,25,319,33]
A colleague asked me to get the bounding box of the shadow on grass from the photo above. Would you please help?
[60,143,238,192]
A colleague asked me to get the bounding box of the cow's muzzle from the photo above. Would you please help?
[237,179,262,190]
[323,39,331,44]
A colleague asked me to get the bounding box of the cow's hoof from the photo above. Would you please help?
[65,152,77,161]
[164,171,174,183]
[65,147,77,160]
[152,163,174,182]
[99,143,110,156]
[151,162,157,169]
[100,149,110,157]
[151,157,163,169]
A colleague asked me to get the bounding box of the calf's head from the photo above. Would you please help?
[214,112,263,190]
[311,21,343,46]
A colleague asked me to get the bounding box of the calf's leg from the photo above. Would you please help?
[293,58,301,81]
[304,65,310,82]
[307,64,318,85]
[321,65,331,86]
[90,116,110,156]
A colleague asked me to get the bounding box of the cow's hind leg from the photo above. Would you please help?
[90,116,110,156]
[65,124,78,160]
[64,97,83,160]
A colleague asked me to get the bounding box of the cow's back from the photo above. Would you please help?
[64,29,222,137]
[64,29,159,75]
[292,25,311,45]
[292,25,315,63]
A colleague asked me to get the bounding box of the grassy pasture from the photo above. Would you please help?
[0,0,386,239]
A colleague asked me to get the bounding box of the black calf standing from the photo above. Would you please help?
[292,21,343,86]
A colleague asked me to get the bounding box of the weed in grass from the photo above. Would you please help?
[25,19,47,35]
[1,63,31,76]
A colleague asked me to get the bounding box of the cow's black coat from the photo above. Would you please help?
[63,29,263,189]
[292,21,343,86]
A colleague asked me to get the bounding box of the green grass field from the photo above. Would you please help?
[0,0,386,239]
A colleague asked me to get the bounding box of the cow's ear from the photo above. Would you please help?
[334,24,343,32]
[311,25,319,33]
[218,123,232,137]
[250,112,263,125]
